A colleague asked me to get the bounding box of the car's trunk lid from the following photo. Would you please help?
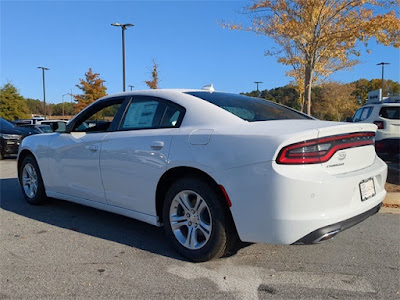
[243,120,377,174]
[316,123,377,175]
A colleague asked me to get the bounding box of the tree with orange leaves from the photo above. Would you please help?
[74,68,107,113]
[145,60,159,89]
[224,0,400,115]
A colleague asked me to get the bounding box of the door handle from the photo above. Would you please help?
[87,145,98,152]
[150,141,164,150]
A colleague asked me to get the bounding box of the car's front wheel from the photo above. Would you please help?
[163,177,232,262]
[19,155,47,205]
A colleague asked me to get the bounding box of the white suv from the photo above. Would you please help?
[351,99,399,155]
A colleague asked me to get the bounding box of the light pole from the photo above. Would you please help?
[111,23,134,92]
[377,62,390,97]
[62,93,69,117]
[254,81,263,95]
[37,67,49,118]
[128,85,134,91]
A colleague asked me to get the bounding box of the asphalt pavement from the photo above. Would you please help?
[0,158,399,299]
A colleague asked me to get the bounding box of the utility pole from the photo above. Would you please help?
[128,85,134,91]
[62,93,69,117]
[377,62,390,98]
[37,67,49,118]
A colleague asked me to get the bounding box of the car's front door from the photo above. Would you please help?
[100,96,185,215]
[47,97,127,203]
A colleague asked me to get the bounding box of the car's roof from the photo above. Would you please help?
[40,120,68,122]
[363,102,400,107]
[101,89,207,99]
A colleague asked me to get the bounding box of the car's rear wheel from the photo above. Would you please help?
[163,177,231,262]
[19,155,47,205]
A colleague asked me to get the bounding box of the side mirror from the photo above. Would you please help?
[345,117,353,122]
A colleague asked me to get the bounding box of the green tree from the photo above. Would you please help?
[0,83,30,120]
[241,90,261,98]
[352,78,400,104]
[225,0,400,115]
[74,68,107,113]
[262,85,300,110]
[25,98,44,115]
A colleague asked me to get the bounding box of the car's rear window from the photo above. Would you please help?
[380,107,399,120]
[185,92,311,122]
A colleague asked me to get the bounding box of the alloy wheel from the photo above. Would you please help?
[169,190,212,250]
[22,163,38,198]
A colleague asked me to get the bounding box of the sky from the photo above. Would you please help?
[1,0,399,105]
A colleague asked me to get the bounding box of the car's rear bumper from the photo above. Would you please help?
[293,202,382,244]
[214,156,388,245]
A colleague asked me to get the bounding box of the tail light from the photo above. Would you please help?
[277,132,375,164]
[373,121,384,129]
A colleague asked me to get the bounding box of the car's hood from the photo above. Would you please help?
[1,126,30,135]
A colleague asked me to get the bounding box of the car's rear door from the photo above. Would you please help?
[100,96,185,216]
[47,97,128,203]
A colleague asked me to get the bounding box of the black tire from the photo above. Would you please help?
[19,155,47,205]
[163,177,231,262]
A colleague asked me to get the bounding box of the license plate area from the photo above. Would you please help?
[359,178,376,201]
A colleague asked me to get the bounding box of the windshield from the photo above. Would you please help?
[185,92,311,122]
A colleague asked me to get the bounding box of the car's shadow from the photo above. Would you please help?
[1,177,246,261]
[0,177,185,260]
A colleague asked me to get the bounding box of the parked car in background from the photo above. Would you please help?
[38,120,67,132]
[0,118,39,159]
[13,119,34,126]
[350,98,400,155]
[18,124,53,134]
[17,89,387,261]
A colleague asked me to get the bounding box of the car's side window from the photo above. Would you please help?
[120,97,184,130]
[360,107,372,121]
[72,99,125,133]
[121,100,164,130]
[352,108,363,122]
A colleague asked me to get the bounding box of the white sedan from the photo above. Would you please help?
[18,89,387,261]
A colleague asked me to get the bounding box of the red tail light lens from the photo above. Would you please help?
[277,132,375,164]
[373,121,384,129]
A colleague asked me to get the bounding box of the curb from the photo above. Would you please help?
[380,192,400,214]
[383,192,400,205]
[380,207,400,215]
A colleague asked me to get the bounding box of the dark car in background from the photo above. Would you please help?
[0,118,40,159]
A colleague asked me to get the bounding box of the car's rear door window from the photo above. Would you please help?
[353,107,373,122]
[120,97,184,130]
[360,107,373,120]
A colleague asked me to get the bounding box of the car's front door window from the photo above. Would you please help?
[72,100,123,133]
